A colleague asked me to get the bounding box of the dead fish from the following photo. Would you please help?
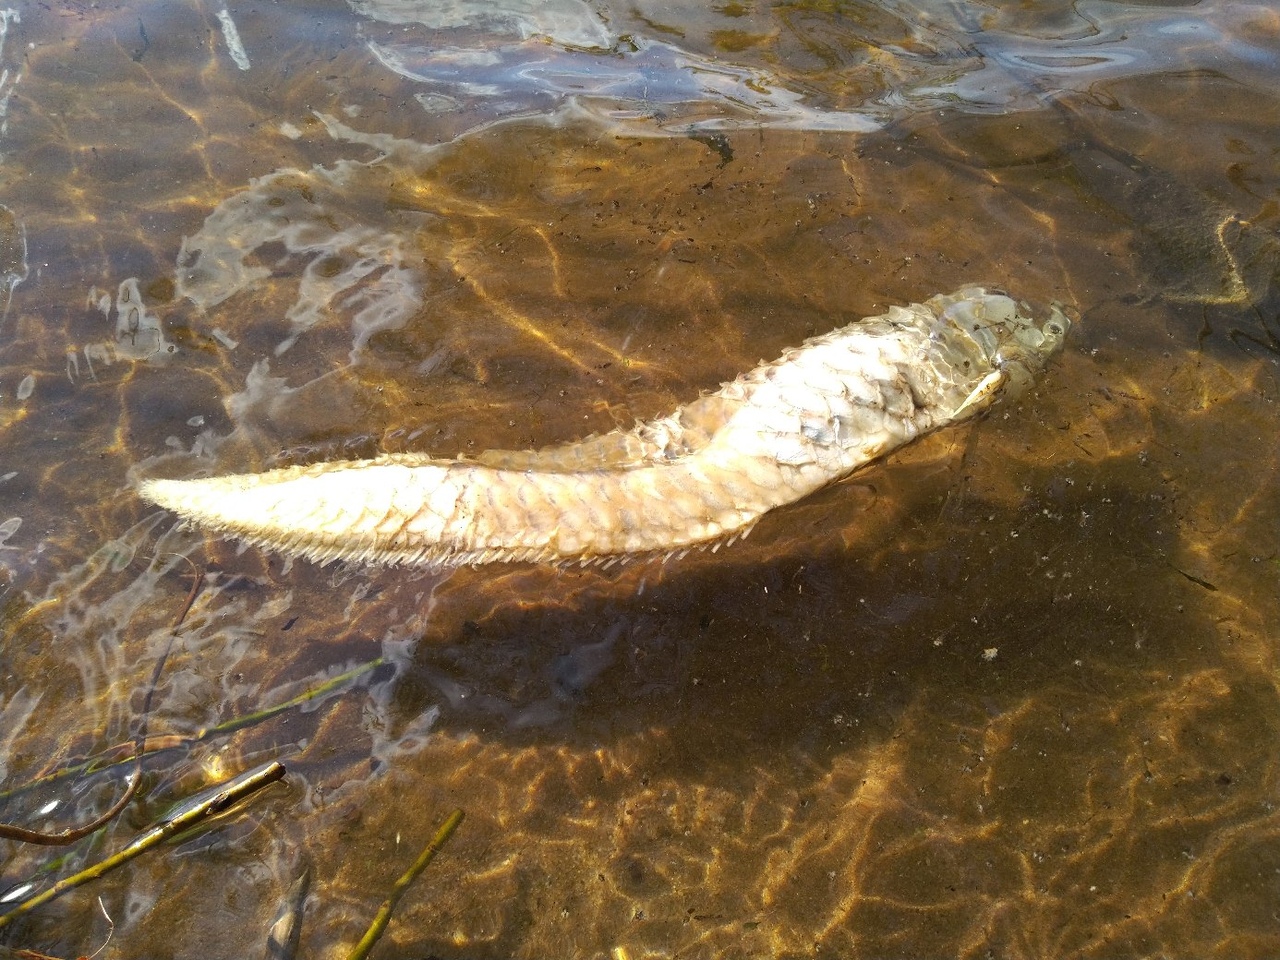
[141,287,1068,567]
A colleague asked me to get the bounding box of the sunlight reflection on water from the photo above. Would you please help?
[0,1,1277,958]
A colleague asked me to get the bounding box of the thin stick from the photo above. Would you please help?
[0,563,204,845]
[0,761,286,929]
[346,809,465,960]
[193,657,386,739]
[0,657,384,805]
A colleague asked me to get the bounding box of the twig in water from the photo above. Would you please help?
[0,657,384,806]
[0,561,204,845]
[346,809,465,960]
[0,761,285,929]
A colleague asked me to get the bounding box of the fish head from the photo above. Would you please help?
[936,287,1070,399]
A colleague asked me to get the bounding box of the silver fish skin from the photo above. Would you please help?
[139,287,1068,567]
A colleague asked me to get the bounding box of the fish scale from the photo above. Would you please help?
[140,287,1068,568]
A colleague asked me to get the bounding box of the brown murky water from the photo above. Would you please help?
[1,1,1278,958]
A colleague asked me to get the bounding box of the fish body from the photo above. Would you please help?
[140,288,1068,567]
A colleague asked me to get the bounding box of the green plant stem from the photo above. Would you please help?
[0,658,383,805]
[0,761,286,930]
[346,809,465,960]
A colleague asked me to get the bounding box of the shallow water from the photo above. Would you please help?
[0,1,1277,957]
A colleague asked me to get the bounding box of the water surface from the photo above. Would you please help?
[0,1,1277,958]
